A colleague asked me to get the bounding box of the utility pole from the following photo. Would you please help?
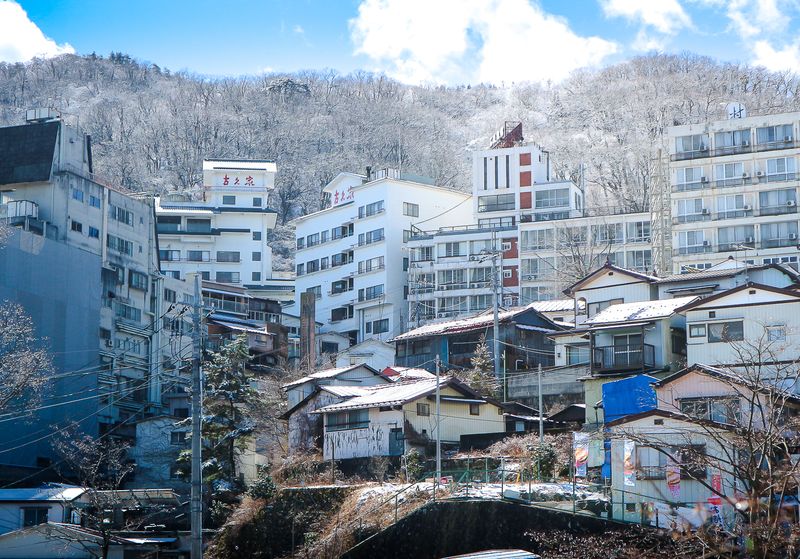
[537,364,543,480]
[491,248,501,384]
[191,274,203,559]
[435,354,441,482]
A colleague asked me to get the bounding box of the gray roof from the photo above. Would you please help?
[0,484,85,502]
[0,121,58,186]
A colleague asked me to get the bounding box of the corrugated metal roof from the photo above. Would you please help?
[313,378,444,412]
[282,364,373,389]
[530,299,578,313]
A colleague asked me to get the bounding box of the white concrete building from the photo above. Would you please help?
[292,169,471,349]
[668,108,800,273]
[155,159,293,298]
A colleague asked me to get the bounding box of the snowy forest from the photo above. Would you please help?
[1,52,800,270]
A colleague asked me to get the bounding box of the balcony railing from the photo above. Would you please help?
[591,343,655,373]
[677,245,713,255]
[757,203,797,216]
[761,237,798,249]
[714,209,753,220]
[671,140,799,161]
[718,241,755,252]
[672,213,711,224]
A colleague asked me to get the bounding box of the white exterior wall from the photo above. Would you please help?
[293,173,471,345]
[323,408,402,460]
[0,502,71,536]
[334,339,395,370]
[684,291,800,365]
[156,159,278,288]
[669,111,800,273]
[284,365,388,408]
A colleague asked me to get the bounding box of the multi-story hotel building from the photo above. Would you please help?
[292,169,471,351]
[669,107,800,272]
[0,111,193,472]
[155,160,294,301]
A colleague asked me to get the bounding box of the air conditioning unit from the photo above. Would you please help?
[786,136,793,142]
[746,237,755,244]
[701,176,708,183]
[701,208,709,214]
[437,313,445,318]
[756,171,764,177]
[105,339,113,348]
[742,172,749,178]
[789,200,796,207]
[743,204,751,211]
[791,233,798,241]
[469,255,478,261]
[702,240,710,246]
[743,141,750,146]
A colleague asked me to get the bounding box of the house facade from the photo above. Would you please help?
[313,378,505,460]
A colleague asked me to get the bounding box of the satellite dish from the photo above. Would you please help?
[726,103,747,120]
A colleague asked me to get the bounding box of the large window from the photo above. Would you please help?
[215,271,240,284]
[715,129,750,151]
[128,270,148,290]
[367,318,389,334]
[438,269,467,290]
[626,249,652,272]
[478,193,515,212]
[411,246,434,262]
[626,221,651,243]
[675,134,709,154]
[715,162,745,186]
[521,257,554,280]
[535,188,569,209]
[677,198,705,222]
[707,321,744,343]
[717,225,755,250]
[115,302,141,322]
[592,223,623,244]
[326,409,369,431]
[358,256,384,273]
[109,204,134,226]
[677,231,707,255]
[187,250,210,262]
[358,228,384,245]
[521,229,553,251]
[759,188,796,215]
[766,157,797,181]
[216,251,240,263]
[756,124,793,145]
[681,398,740,424]
[439,241,466,258]
[359,201,384,218]
[674,166,705,190]
[359,284,384,302]
[23,508,48,527]
[438,296,468,314]
[106,234,133,256]
[186,219,211,233]
[761,221,798,248]
[716,194,747,219]
[159,249,179,261]
[403,202,419,217]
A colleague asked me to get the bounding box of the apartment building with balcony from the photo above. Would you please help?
[669,108,800,273]
[292,169,472,350]
[0,111,193,473]
[155,160,294,301]
[519,209,653,302]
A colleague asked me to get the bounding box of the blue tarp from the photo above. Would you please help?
[602,374,658,423]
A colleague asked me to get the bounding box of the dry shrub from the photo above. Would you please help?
[272,451,328,485]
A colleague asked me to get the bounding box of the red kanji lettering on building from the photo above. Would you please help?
[234,177,240,185]
[333,191,340,204]
[245,176,254,186]
[347,187,354,200]
[223,174,229,186]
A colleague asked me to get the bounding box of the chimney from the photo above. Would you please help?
[299,292,317,369]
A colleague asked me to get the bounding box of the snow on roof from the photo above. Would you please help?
[0,484,85,502]
[319,385,374,398]
[282,364,376,389]
[584,296,698,326]
[391,303,555,342]
[389,367,436,380]
[530,299,581,313]
[313,378,447,413]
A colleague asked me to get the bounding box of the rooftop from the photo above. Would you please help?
[0,121,58,186]
[584,296,698,326]
[0,484,85,502]
[281,364,383,389]
[313,377,462,413]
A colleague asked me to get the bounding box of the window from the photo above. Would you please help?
[416,403,430,416]
[320,341,338,354]
[717,225,755,250]
[762,221,798,248]
[767,325,786,342]
[327,409,369,431]
[70,220,83,233]
[674,166,704,190]
[216,251,240,262]
[185,218,211,233]
[359,201,384,218]
[470,294,492,310]
[23,508,48,527]
[478,193,515,212]
[535,188,569,209]
[222,195,236,205]
[502,269,512,279]
[170,431,187,445]
[306,259,319,273]
[438,269,467,290]
[469,403,480,416]
[689,324,706,338]
[173,407,189,418]
[678,230,707,254]
[253,231,262,241]
[756,124,793,145]
[675,133,709,154]
[626,221,651,242]
[106,234,133,255]
[766,157,797,181]
[592,223,623,243]
[109,204,134,226]
[296,237,305,249]
[252,252,261,262]
[521,229,554,251]
[440,241,466,258]
[715,129,750,150]
[320,257,329,270]
[521,286,554,302]
[403,202,419,217]
[164,288,176,303]
[165,270,180,279]
[359,284,384,302]
[253,197,262,207]
[759,188,796,215]
[71,188,84,202]
[89,195,101,208]
[129,270,148,290]
[411,246,434,262]
[159,249,180,261]
[371,319,389,334]
[216,272,240,283]
[307,285,322,299]
[403,230,412,243]
[88,226,99,239]
[306,233,319,247]
[708,321,744,342]
[115,303,141,322]
[187,250,210,262]
[359,256,385,274]
[626,249,652,272]
[358,228,384,245]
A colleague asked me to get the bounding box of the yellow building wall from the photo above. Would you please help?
[403,386,505,443]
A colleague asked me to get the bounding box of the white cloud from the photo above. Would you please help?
[721,0,787,38]
[0,1,74,63]
[349,0,617,85]
[293,24,305,35]
[601,0,692,34]
[632,30,666,52]
[752,39,800,71]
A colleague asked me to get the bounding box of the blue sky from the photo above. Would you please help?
[2,0,800,84]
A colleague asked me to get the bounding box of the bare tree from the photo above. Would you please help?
[615,330,800,558]
[0,300,52,413]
